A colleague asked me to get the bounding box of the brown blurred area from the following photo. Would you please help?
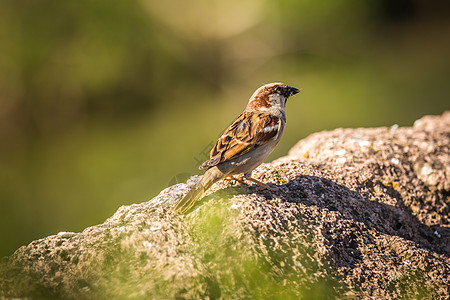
[0,0,449,257]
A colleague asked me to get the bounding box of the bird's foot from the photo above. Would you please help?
[225,175,246,185]
[247,177,279,191]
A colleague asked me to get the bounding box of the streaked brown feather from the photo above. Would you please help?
[199,112,280,169]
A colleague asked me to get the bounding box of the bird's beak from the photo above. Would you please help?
[288,86,300,96]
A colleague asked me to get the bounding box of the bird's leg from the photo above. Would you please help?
[225,175,246,184]
[244,173,279,191]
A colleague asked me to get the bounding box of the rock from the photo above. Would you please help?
[1,112,449,299]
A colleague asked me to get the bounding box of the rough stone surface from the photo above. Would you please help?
[1,112,449,299]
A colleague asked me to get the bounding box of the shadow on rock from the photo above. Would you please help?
[251,174,448,268]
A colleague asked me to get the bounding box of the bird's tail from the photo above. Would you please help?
[173,167,224,214]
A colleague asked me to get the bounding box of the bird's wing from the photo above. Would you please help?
[199,111,280,169]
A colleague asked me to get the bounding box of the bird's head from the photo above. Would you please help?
[246,82,300,111]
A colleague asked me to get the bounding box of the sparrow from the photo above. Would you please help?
[173,82,300,214]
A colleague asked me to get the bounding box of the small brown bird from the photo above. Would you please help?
[173,82,300,214]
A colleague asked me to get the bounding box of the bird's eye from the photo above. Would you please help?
[275,87,282,94]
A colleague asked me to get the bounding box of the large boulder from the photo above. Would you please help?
[1,112,449,299]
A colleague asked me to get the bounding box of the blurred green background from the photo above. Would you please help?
[0,0,449,258]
